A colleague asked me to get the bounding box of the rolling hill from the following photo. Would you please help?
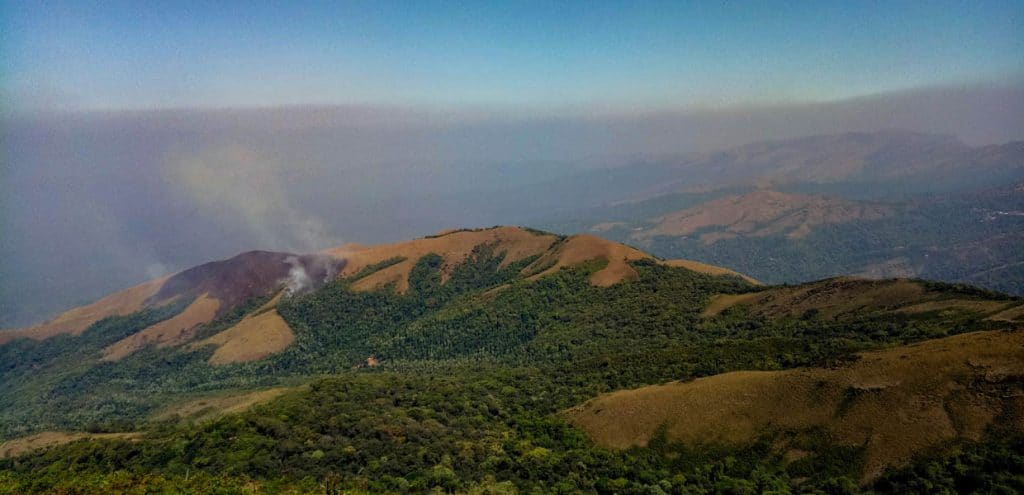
[566,329,1024,482]
[630,190,891,243]
[5,130,1023,334]
[0,251,342,347]
[0,226,1022,493]
[546,181,1024,296]
[661,131,1024,193]
[521,131,1024,297]
[520,131,1024,215]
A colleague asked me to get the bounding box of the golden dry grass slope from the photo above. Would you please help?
[701,276,1020,319]
[0,275,171,345]
[565,330,1024,481]
[190,293,293,365]
[2,227,756,365]
[152,387,298,423]
[631,190,890,244]
[522,234,653,286]
[989,302,1024,322]
[662,259,760,285]
[323,227,754,290]
[0,431,139,459]
[323,227,560,292]
[2,251,341,358]
[102,294,221,361]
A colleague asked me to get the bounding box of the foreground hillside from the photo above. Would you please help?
[1,227,1022,493]
[567,330,1024,482]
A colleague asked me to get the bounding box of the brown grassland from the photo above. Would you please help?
[631,190,891,244]
[0,432,140,459]
[564,330,1024,481]
[102,294,221,361]
[0,276,171,345]
[151,387,299,423]
[192,308,294,365]
[323,227,559,292]
[662,259,761,285]
[701,277,1019,320]
[523,234,652,286]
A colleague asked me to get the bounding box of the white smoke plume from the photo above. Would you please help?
[282,256,312,296]
[281,255,342,296]
[168,143,339,253]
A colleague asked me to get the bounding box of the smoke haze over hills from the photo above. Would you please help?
[2,83,1023,327]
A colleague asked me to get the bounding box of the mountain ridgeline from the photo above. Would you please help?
[4,130,1024,332]
[532,132,1024,296]
[1,226,1023,494]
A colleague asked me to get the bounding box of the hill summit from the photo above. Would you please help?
[0,226,753,360]
[0,226,1021,493]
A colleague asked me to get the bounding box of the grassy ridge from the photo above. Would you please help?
[0,244,1020,493]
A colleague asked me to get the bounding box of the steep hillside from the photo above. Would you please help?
[0,432,139,460]
[0,227,760,444]
[0,251,342,349]
[188,294,293,365]
[2,227,732,361]
[1,227,1021,494]
[92,251,343,361]
[522,234,652,286]
[149,250,341,310]
[0,276,171,346]
[661,259,760,284]
[323,226,559,292]
[565,330,1024,481]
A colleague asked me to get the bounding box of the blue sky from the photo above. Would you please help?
[2,0,1022,111]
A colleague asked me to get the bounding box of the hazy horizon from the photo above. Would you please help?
[3,1,1024,327]
[5,4,1024,492]
[3,82,1024,327]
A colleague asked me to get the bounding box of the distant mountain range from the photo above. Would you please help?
[527,131,1024,294]
[4,129,1022,330]
[548,131,1024,200]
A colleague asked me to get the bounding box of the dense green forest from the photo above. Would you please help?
[1,243,1021,493]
